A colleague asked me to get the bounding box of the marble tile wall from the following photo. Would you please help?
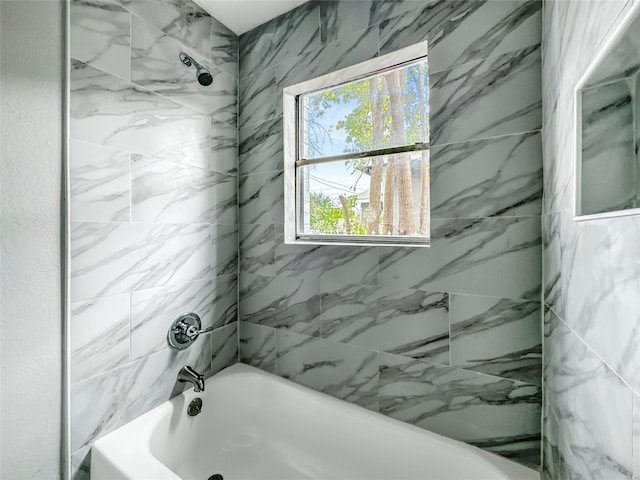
[237,0,543,470]
[68,1,238,478]
[541,0,640,479]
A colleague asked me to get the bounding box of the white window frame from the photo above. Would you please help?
[283,41,430,247]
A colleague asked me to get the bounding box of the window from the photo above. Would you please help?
[283,42,430,247]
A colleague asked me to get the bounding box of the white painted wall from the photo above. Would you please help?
[1,1,63,478]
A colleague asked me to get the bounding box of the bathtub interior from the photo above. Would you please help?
[138,365,539,480]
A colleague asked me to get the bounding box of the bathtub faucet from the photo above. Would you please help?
[177,365,205,392]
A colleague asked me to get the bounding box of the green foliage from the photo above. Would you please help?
[309,192,365,235]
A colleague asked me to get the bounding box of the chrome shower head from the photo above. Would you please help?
[179,52,213,87]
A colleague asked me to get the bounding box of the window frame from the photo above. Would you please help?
[283,41,430,247]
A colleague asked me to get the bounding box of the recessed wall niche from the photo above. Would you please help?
[575,2,640,219]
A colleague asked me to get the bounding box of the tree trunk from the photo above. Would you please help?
[367,77,384,235]
[418,66,429,235]
[382,161,395,234]
[338,195,352,235]
[385,70,414,235]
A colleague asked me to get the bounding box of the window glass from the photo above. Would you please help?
[300,60,429,160]
[297,151,430,237]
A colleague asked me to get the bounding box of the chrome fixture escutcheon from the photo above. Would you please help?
[187,398,203,416]
[168,312,203,350]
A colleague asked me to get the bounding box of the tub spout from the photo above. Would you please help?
[177,365,205,392]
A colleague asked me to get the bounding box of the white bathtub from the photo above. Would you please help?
[91,363,539,480]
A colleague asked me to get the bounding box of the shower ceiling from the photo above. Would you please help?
[193,0,310,35]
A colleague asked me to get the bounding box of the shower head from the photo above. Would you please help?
[179,52,213,87]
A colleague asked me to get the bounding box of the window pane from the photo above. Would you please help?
[297,151,430,237]
[300,59,429,160]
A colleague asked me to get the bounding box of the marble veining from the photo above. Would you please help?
[431,131,542,218]
[450,294,542,385]
[378,217,542,300]
[130,275,236,360]
[379,352,541,468]
[69,0,239,476]
[131,14,237,122]
[71,221,211,301]
[70,59,211,169]
[70,0,131,81]
[430,45,542,146]
[211,15,238,78]
[70,294,130,384]
[239,116,283,174]
[276,330,379,411]
[240,273,321,336]
[71,331,214,453]
[211,224,238,276]
[211,119,238,175]
[320,285,449,363]
[580,79,636,215]
[274,238,379,287]
[239,66,277,128]
[237,0,543,469]
[131,153,236,224]
[239,321,276,373]
[119,0,211,59]
[210,323,239,374]
[70,139,130,223]
[239,223,276,276]
[544,308,633,479]
[238,171,284,225]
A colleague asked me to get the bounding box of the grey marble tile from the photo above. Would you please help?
[543,406,561,480]
[379,0,541,74]
[239,273,321,336]
[70,59,210,169]
[239,223,276,276]
[70,294,130,383]
[276,330,378,411]
[450,294,541,385]
[379,216,542,300]
[430,45,542,146]
[580,79,636,215]
[130,275,236,360]
[431,131,542,218]
[379,352,541,468]
[320,284,449,363]
[211,15,238,78]
[239,321,276,373]
[130,14,237,122]
[122,333,214,424]
[238,171,284,225]
[211,119,237,175]
[542,212,562,313]
[210,323,238,375]
[70,139,130,223]
[319,1,376,45]
[131,154,236,224]
[70,0,131,81]
[211,224,238,277]
[634,393,640,480]
[273,238,379,287]
[275,25,379,89]
[545,308,633,479]
[70,362,135,452]
[70,445,91,480]
[239,20,276,77]
[239,66,276,128]
[273,3,321,63]
[119,0,211,59]
[71,221,211,301]
[560,213,640,392]
[238,116,283,175]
